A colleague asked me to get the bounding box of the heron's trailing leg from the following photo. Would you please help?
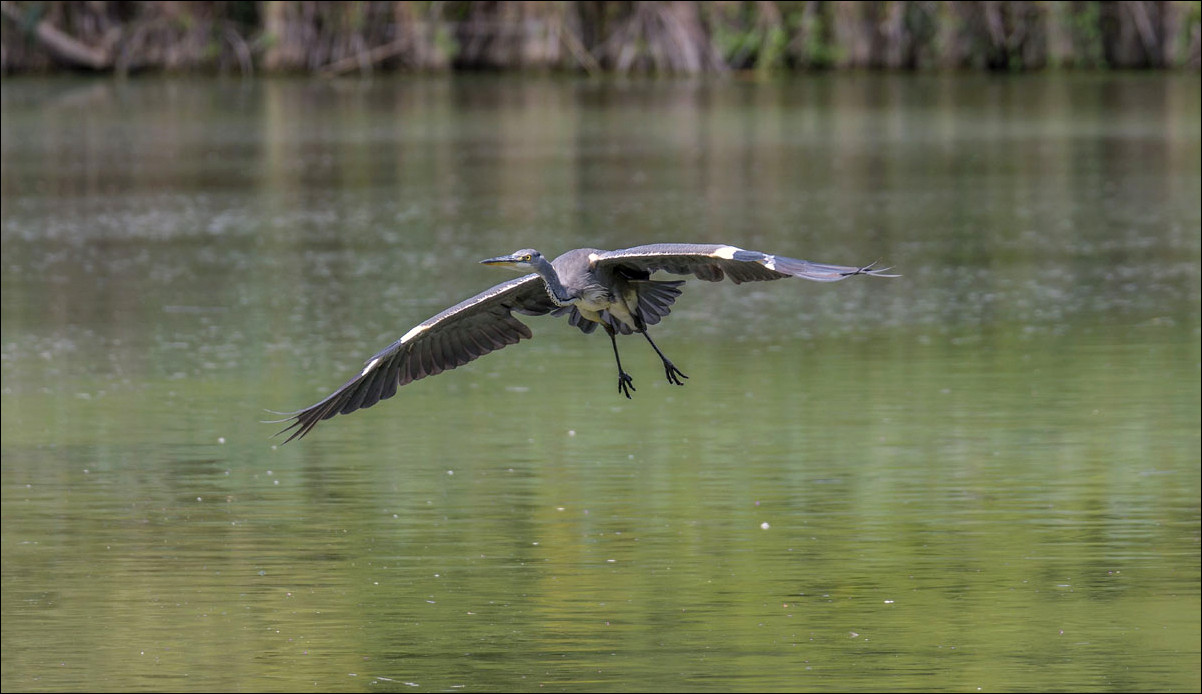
[640,330,688,386]
[607,328,636,398]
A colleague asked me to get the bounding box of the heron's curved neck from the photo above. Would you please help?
[532,258,575,306]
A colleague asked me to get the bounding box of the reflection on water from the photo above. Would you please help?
[2,74,1199,691]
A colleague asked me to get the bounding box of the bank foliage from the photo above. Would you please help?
[2,1,1199,75]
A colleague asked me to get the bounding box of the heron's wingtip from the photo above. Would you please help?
[273,419,310,444]
[261,408,310,444]
[261,408,301,425]
[842,260,900,278]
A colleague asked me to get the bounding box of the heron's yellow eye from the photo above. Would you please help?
[522,254,532,262]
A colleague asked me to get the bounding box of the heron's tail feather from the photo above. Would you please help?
[635,279,684,327]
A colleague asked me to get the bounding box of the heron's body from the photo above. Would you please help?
[274,243,895,442]
[551,248,641,325]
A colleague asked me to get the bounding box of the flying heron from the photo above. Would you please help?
[274,243,895,442]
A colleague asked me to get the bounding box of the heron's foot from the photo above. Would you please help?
[617,370,636,399]
[662,360,688,386]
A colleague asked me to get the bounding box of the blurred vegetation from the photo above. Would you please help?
[1,1,1199,75]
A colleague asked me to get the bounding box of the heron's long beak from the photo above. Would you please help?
[480,254,521,267]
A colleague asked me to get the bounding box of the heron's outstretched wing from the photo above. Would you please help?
[274,274,555,443]
[593,243,897,284]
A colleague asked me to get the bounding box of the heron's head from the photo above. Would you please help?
[480,249,544,271]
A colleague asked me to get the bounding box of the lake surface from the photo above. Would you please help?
[2,74,1199,692]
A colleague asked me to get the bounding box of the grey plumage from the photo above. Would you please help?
[273,243,895,442]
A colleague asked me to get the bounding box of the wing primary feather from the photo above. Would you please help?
[380,364,400,401]
[339,379,370,415]
[360,363,392,409]
[439,329,468,369]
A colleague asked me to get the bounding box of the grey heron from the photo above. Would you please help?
[275,243,895,442]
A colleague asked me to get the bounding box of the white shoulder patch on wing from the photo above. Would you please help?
[400,324,429,343]
[360,357,382,377]
[714,245,743,260]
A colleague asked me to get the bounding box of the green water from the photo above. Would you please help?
[2,74,1199,692]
